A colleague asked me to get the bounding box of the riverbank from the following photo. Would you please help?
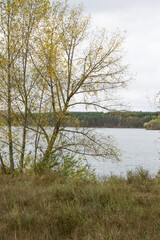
[1,169,160,240]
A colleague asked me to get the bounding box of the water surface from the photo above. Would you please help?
[87,128,160,177]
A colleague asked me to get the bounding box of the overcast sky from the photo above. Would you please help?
[67,0,160,111]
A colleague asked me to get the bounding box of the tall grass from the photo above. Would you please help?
[0,169,160,240]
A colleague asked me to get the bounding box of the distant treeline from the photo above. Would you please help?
[26,111,160,128]
[0,111,159,128]
[66,111,159,128]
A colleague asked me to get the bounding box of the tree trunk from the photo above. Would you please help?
[42,123,60,163]
[0,153,6,174]
[20,104,27,173]
[7,0,14,174]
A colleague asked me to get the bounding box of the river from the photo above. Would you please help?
[1,127,159,177]
[86,128,160,177]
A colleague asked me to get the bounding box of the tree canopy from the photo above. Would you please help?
[0,0,129,174]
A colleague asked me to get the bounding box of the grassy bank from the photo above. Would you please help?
[1,169,160,240]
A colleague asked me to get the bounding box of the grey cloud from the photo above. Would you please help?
[68,0,160,12]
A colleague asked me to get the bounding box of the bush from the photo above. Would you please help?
[144,118,160,130]
[127,167,151,183]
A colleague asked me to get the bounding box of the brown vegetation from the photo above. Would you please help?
[1,169,160,240]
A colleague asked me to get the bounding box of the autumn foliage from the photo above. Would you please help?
[0,0,128,174]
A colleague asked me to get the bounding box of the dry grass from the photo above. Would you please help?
[0,169,160,240]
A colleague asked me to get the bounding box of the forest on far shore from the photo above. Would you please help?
[66,111,159,128]
[0,111,158,128]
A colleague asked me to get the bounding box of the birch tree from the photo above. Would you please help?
[31,1,129,169]
[0,0,129,174]
[0,0,49,173]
